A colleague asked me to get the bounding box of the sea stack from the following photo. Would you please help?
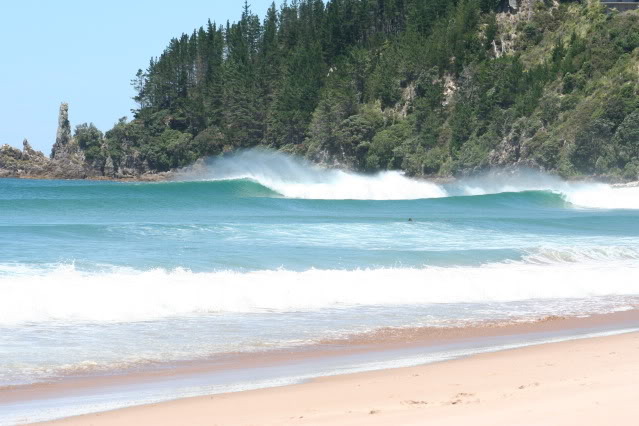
[51,103,71,159]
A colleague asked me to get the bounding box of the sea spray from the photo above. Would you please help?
[176,149,447,200]
[173,149,639,208]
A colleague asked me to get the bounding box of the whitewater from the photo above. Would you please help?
[178,149,639,208]
[1,149,638,396]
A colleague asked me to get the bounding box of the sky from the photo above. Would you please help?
[0,0,274,153]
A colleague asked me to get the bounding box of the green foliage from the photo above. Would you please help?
[368,45,402,109]
[609,13,639,53]
[88,0,639,180]
[570,118,615,174]
[74,123,104,162]
[366,120,413,170]
[613,110,639,169]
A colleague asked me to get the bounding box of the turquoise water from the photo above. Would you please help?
[3,178,638,272]
[1,150,639,388]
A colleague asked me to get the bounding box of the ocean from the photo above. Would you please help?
[1,149,639,421]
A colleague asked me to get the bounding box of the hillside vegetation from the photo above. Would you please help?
[75,0,639,180]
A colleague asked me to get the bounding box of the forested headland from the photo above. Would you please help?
[3,0,639,181]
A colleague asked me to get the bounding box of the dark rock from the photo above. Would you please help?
[51,103,72,159]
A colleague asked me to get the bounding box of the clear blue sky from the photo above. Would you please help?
[1,0,274,153]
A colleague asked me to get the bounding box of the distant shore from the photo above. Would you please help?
[2,167,639,188]
[3,141,639,186]
[0,173,170,182]
[37,324,639,426]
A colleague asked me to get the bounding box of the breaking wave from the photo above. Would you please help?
[176,149,447,200]
[173,149,639,209]
[2,253,638,325]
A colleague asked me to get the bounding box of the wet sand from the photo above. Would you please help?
[4,310,636,405]
[37,330,639,425]
[1,309,636,424]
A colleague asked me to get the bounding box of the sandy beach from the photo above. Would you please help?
[37,330,639,426]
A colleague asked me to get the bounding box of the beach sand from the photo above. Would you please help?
[39,330,639,426]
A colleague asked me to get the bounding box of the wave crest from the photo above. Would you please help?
[173,149,639,208]
[177,150,446,200]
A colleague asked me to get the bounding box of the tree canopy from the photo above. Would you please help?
[84,0,639,180]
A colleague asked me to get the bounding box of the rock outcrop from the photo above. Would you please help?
[0,140,50,178]
[0,103,169,181]
[51,103,72,159]
[45,103,99,179]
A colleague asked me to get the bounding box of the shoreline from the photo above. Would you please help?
[35,329,639,426]
[2,166,639,186]
[2,309,637,424]
[0,173,170,183]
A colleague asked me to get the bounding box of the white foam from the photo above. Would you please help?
[453,171,639,209]
[1,260,638,325]
[261,169,448,200]
[177,149,447,200]
[563,184,639,210]
[176,149,639,208]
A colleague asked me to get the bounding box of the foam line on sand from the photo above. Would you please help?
[36,331,639,426]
